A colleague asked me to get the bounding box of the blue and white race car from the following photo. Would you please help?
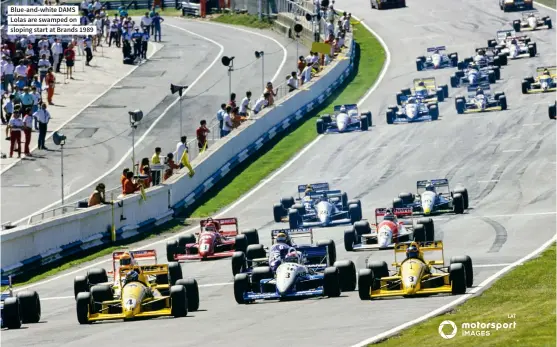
[489,30,537,60]
[393,179,469,216]
[1,276,41,329]
[316,104,372,134]
[396,78,449,105]
[386,97,439,124]
[416,46,458,71]
[232,241,356,304]
[450,63,497,88]
[458,48,505,75]
[231,228,336,275]
[455,84,508,114]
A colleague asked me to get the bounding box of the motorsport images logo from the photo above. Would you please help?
[438,319,517,338]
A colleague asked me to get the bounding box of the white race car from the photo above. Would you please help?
[513,11,552,32]
[316,104,372,134]
[492,30,537,59]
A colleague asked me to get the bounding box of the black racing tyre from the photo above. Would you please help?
[246,244,266,261]
[354,220,371,237]
[316,119,325,134]
[396,92,405,105]
[321,114,332,123]
[398,192,414,204]
[166,240,179,262]
[393,197,404,208]
[74,275,89,298]
[170,285,188,317]
[493,67,501,80]
[453,194,465,214]
[413,224,427,242]
[366,260,389,291]
[179,234,196,249]
[450,53,458,67]
[3,297,22,329]
[450,255,474,288]
[364,111,373,127]
[386,110,395,125]
[317,239,337,265]
[288,209,301,229]
[417,218,435,241]
[457,61,466,70]
[449,263,467,295]
[358,269,372,300]
[436,89,444,102]
[456,99,465,114]
[488,71,496,84]
[280,196,295,209]
[488,39,497,48]
[86,268,108,285]
[528,44,536,57]
[513,20,521,32]
[549,103,557,120]
[251,266,274,292]
[334,260,357,291]
[76,292,92,324]
[453,188,469,209]
[416,59,423,71]
[349,204,362,223]
[176,278,200,311]
[546,18,552,29]
[234,234,248,253]
[499,53,507,66]
[234,273,250,304]
[429,104,439,121]
[360,116,369,131]
[323,267,341,297]
[341,192,349,210]
[455,70,465,78]
[292,203,305,216]
[168,261,183,286]
[241,228,260,245]
[273,203,286,222]
[17,291,41,324]
[499,95,508,111]
[231,251,246,276]
[441,84,449,98]
[347,199,361,210]
[521,80,530,94]
[344,229,355,252]
[450,74,459,88]
[401,88,411,96]
[90,284,112,313]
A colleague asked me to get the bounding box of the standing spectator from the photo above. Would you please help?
[37,54,50,85]
[265,82,277,106]
[84,36,93,66]
[109,20,119,47]
[163,153,179,181]
[326,19,335,37]
[222,107,233,137]
[34,103,50,149]
[63,44,75,80]
[45,68,55,105]
[22,111,33,155]
[131,28,143,60]
[2,57,15,92]
[152,13,164,42]
[88,183,107,207]
[14,60,27,85]
[174,136,188,168]
[228,93,237,109]
[287,72,299,92]
[297,55,306,75]
[3,94,14,125]
[253,92,269,115]
[140,12,152,33]
[343,13,351,32]
[239,91,251,116]
[93,15,104,47]
[80,1,89,16]
[151,147,161,164]
[301,63,312,85]
[25,61,36,87]
[141,167,152,188]
[196,120,210,151]
[20,87,34,115]
[216,103,226,138]
[31,86,41,129]
[141,29,149,59]
[121,168,130,193]
[139,157,150,174]
[7,111,23,158]
[51,39,63,73]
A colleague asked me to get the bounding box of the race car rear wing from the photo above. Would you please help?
[393,241,445,267]
[112,249,158,274]
[416,179,451,194]
[307,190,343,199]
[271,228,314,244]
[116,264,171,287]
[375,207,413,224]
[426,46,446,52]
[333,104,358,115]
[199,217,239,237]
[301,245,329,268]
[496,29,516,40]
[297,182,330,193]
[522,11,539,19]
[413,77,437,91]
[536,66,556,77]
[467,83,491,96]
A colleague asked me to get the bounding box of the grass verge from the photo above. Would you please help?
[210,13,273,29]
[535,0,556,9]
[372,244,556,347]
[188,21,385,217]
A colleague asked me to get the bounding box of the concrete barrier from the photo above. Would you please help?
[1,34,356,277]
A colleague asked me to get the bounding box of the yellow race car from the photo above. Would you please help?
[75,256,199,324]
[522,66,556,94]
[358,241,473,300]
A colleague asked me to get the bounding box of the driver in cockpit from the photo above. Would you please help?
[415,81,428,98]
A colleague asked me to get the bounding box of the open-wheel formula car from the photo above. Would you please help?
[1,276,41,329]
[489,30,537,59]
[396,78,449,105]
[231,228,337,276]
[513,11,552,31]
[75,260,200,324]
[316,104,372,134]
[393,179,469,215]
[386,97,439,124]
[522,66,556,94]
[458,47,506,71]
[500,0,533,12]
[233,239,356,304]
[370,0,406,10]
[344,208,435,252]
[274,182,333,222]
[358,241,473,300]
[416,46,458,71]
[455,83,507,114]
[450,63,497,88]
[166,218,259,261]
[550,101,556,119]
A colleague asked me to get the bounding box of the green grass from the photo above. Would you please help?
[190,21,385,217]
[373,244,556,347]
[535,0,555,9]
[210,13,273,29]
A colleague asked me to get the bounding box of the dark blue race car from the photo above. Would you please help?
[393,179,469,216]
[1,276,41,329]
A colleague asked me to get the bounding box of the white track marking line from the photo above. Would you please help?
[13,28,224,225]
[13,15,392,293]
[478,180,500,183]
[536,2,557,11]
[41,296,75,301]
[351,235,556,347]
[522,122,541,126]
[502,149,523,153]
[474,263,516,268]
[0,42,162,175]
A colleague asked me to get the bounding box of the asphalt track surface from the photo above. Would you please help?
[3,2,556,346]
[0,18,298,225]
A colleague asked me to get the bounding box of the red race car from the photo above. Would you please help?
[166,218,259,261]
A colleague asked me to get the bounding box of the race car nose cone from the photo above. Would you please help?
[423,207,431,215]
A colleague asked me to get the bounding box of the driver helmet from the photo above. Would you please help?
[433,49,439,54]
[476,87,484,95]
[339,105,346,113]
[425,182,435,192]
[511,39,517,45]
[477,49,485,56]
[205,222,216,232]
[305,184,313,194]
[284,249,302,264]
[383,209,396,222]
[506,32,512,37]
[320,193,328,202]
[276,232,288,244]
[543,69,550,75]
[407,96,416,104]
[119,251,133,267]
[418,81,425,87]
[528,12,535,17]
[406,243,419,259]
[125,270,139,283]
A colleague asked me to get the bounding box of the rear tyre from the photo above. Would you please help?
[436,89,444,102]
[546,18,552,29]
[316,119,325,134]
[417,218,435,241]
[453,188,469,209]
[528,44,536,57]
[513,20,521,32]
[349,203,362,223]
[396,92,405,105]
[386,110,395,125]
[166,240,178,262]
[449,263,467,295]
[280,196,295,209]
[450,255,474,287]
[17,291,41,323]
[87,268,108,285]
[358,269,372,300]
[360,116,369,131]
[456,99,465,114]
[251,266,273,292]
[168,261,183,286]
[317,239,337,265]
[246,244,266,261]
[231,251,246,276]
[175,278,200,311]
[234,234,249,253]
[334,260,357,291]
[398,192,414,204]
[288,209,301,229]
[453,194,465,214]
[178,234,196,249]
[273,203,286,222]
[233,273,250,304]
[488,71,496,84]
[549,103,557,120]
[3,297,22,329]
[323,267,341,297]
[441,84,449,98]
[76,292,92,325]
[344,229,355,251]
[428,104,439,121]
[416,59,423,71]
[241,229,259,245]
[393,197,403,208]
[170,285,188,317]
[74,275,89,298]
[413,224,426,242]
[521,80,530,94]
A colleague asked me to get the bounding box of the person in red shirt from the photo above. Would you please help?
[22,111,33,155]
[164,153,180,181]
[123,171,139,195]
[228,93,236,109]
[121,168,130,194]
[142,167,152,188]
[64,44,75,80]
[45,68,55,105]
[26,63,35,86]
[196,119,210,151]
[7,111,23,158]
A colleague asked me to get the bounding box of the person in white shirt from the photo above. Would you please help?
[287,72,299,92]
[222,109,233,136]
[253,92,269,115]
[38,54,50,84]
[1,56,15,91]
[93,0,101,11]
[7,111,23,158]
[216,103,227,138]
[94,16,104,47]
[80,0,89,15]
[22,112,34,155]
[27,34,36,45]
[173,136,188,168]
[39,46,50,60]
[326,19,335,37]
[141,12,152,33]
[301,64,312,85]
[14,62,27,83]
[24,45,34,57]
[51,39,63,73]
[38,37,49,51]
[239,91,251,116]
[34,103,50,149]
[343,14,351,32]
[3,94,14,126]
